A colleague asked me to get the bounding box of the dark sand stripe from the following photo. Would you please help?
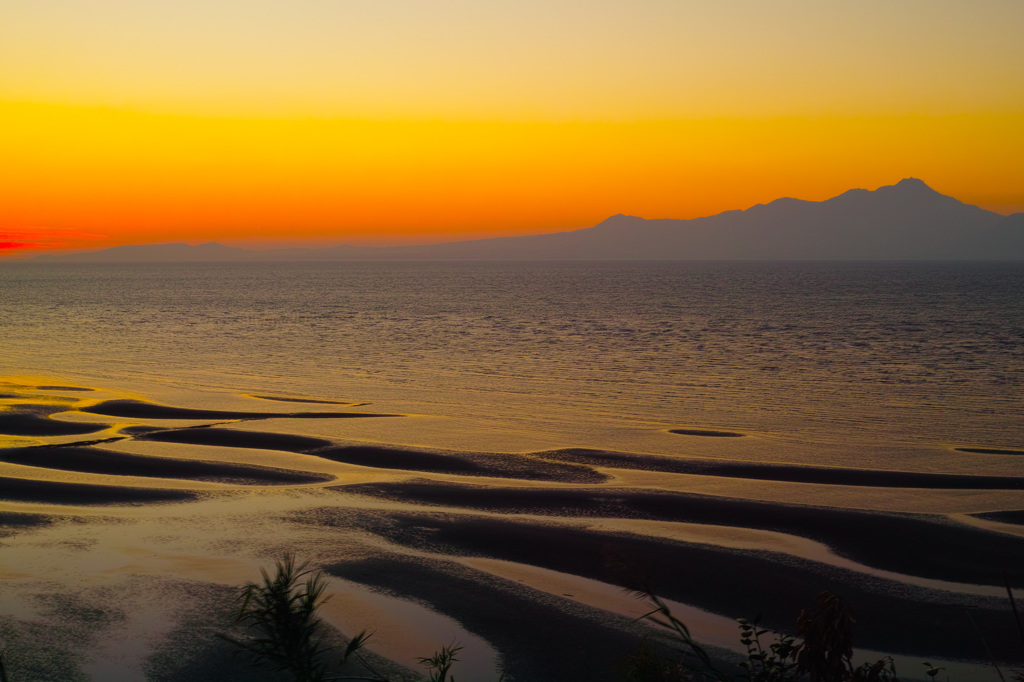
[303,507,1016,659]
[36,386,94,392]
[973,510,1024,525]
[119,426,166,435]
[537,448,1024,489]
[314,445,607,483]
[138,427,334,453]
[956,447,1024,456]
[119,426,602,483]
[327,554,657,682]
[0,476,197,505]
[339,482,1024,588]
[669,428,744,437]
[0,511,53,530]
[0,446,333,485]
[81,399,397,420]
[0,412,110,437]
[250,395,353,405]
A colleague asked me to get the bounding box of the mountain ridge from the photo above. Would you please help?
[30,179,1024,261]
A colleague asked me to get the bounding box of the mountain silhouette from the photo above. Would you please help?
[35,180,1024,261]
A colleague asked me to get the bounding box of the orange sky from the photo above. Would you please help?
[2,1,1023,255]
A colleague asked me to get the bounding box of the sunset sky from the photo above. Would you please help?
[2,0,1023,255]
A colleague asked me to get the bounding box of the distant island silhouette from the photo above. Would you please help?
[34,179,1024,261]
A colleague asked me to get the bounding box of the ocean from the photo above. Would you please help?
[3,261,1022,454]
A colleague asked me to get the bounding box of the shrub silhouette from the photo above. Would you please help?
[220,553,376,682]
[632,590,900,682]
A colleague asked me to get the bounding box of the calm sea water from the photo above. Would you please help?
[2,260,1022,464]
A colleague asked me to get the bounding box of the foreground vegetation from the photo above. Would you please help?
[215,555,1018,682]
[1,555,1019,681]
[219,554,463,682]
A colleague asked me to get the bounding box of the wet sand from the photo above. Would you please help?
[326,552,663,682]
[125,429,1024,489]
[137,427,335,453]
[536,448,1024,489]
[314,445,608,483]
[81,398,398,421]
[0,410,111,437]
[0,476,198,505]
[2,380,1023,680]
[305,507,1018,659]
[339,481,1024,587]
[0,445,333,485]
[248,394,357,405]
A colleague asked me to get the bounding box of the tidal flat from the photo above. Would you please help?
[1,377,1023,681]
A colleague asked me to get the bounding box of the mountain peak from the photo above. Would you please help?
[592,213,644,229]
[891,177,937,193]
